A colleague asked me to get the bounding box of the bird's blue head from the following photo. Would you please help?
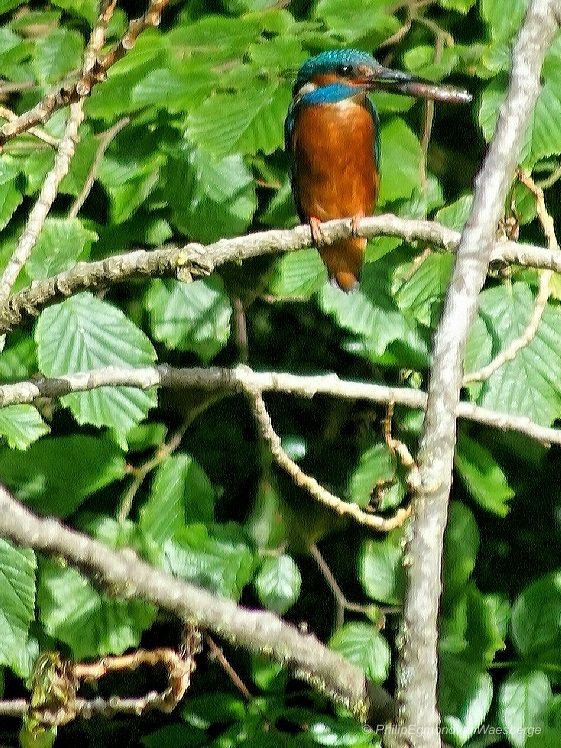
[293,49,378,96]
[292,48,473,104]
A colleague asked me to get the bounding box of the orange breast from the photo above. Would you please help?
[291,99,379,223]
[291,99,379,291]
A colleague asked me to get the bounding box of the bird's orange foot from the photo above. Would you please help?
[309,216,327,246]
[350,215,362,238]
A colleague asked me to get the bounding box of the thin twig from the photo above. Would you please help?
[0,106,58,147]
[68,116,130,218]
[117,417,190,522]
[463,171,557,385]
[247,387,411,532]
[0,102,84,308]
[205,635,252,700]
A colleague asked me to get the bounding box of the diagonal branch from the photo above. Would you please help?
[1,215,561,335]
[0,0,170,146]
[387,2,561,747]
[246,386,411,532]
[0,483,379,721]
[1,364,560,447]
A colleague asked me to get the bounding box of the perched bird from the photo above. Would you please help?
[285,49,471,291]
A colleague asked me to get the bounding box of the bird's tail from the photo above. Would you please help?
[320,236,365,292]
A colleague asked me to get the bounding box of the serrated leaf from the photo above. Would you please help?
[439,652,493,746]
[498,670,551,748]
[32,28,83,85]
[468,283,561,426]
[395,252,453,328]
[511,571,561,658]
[435,194,473,230]
[26,218,97,280]
[186,83,290,158]
[330,622,390,683]
[38,557,156,660]
[319,259,429,365]
[162,523,254,601]
[165,144,256,243]
[359,531,405,605]
[0,404,49,449]
[0,433,125,517]
[51,0,97,23]
[140,453,216,544]
[314,0,400,45]
[269,249,326,299]
[145,277,232,363]
[455,433,514,516]
[254,554,301,614]
[0,539,35,675]
[36,293,157,436]
[0,179,22,232]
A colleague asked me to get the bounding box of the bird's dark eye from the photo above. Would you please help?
[337,64,353,76]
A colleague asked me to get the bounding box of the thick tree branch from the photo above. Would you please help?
[389,2,561,747]
[1,364,560,446]
[1,215,560,335]
[0,484,377,720]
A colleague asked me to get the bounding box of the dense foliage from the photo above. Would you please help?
[1,0,561,746]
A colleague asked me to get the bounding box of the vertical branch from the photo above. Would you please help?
[387,2,561,746]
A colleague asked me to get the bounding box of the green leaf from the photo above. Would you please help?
[26,218,97,280]
[314,0,400,46]
[307,714,375,746]
[359,531,405,606]
[443,502,479,605]
[440,585,506,666]
[455,433,514,516]
[377,118,422,204]
[0,179,22,232]
[145,277,232,363]
[330,622,390,684]
[0,404,49,450]
[468,283,561,426]
[319,258,428,365]
[511,571,561,658]
[51,0,97,23]
[498,670,551,748]
[254,554,301,614]
[269,249,326,300]
[481,0,530,41]
[0,539,35,675]
[36,293,157,436]
[140,453,216,545]
[527,728,561,748]
[185,82,290,158]
[439,652,493,746]
[165,145,256,243]
[0,433,126,517]
[162,523,255,601]
[395,252,453,328]
[38,557,156,660]
[439,0,476,13]
[32,28,83,85]
[435,194,473,231]
[347,443,398,509]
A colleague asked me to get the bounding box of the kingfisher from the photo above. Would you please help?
[285,49,471,291]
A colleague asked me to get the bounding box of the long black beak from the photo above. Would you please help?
[364,64,472,105]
